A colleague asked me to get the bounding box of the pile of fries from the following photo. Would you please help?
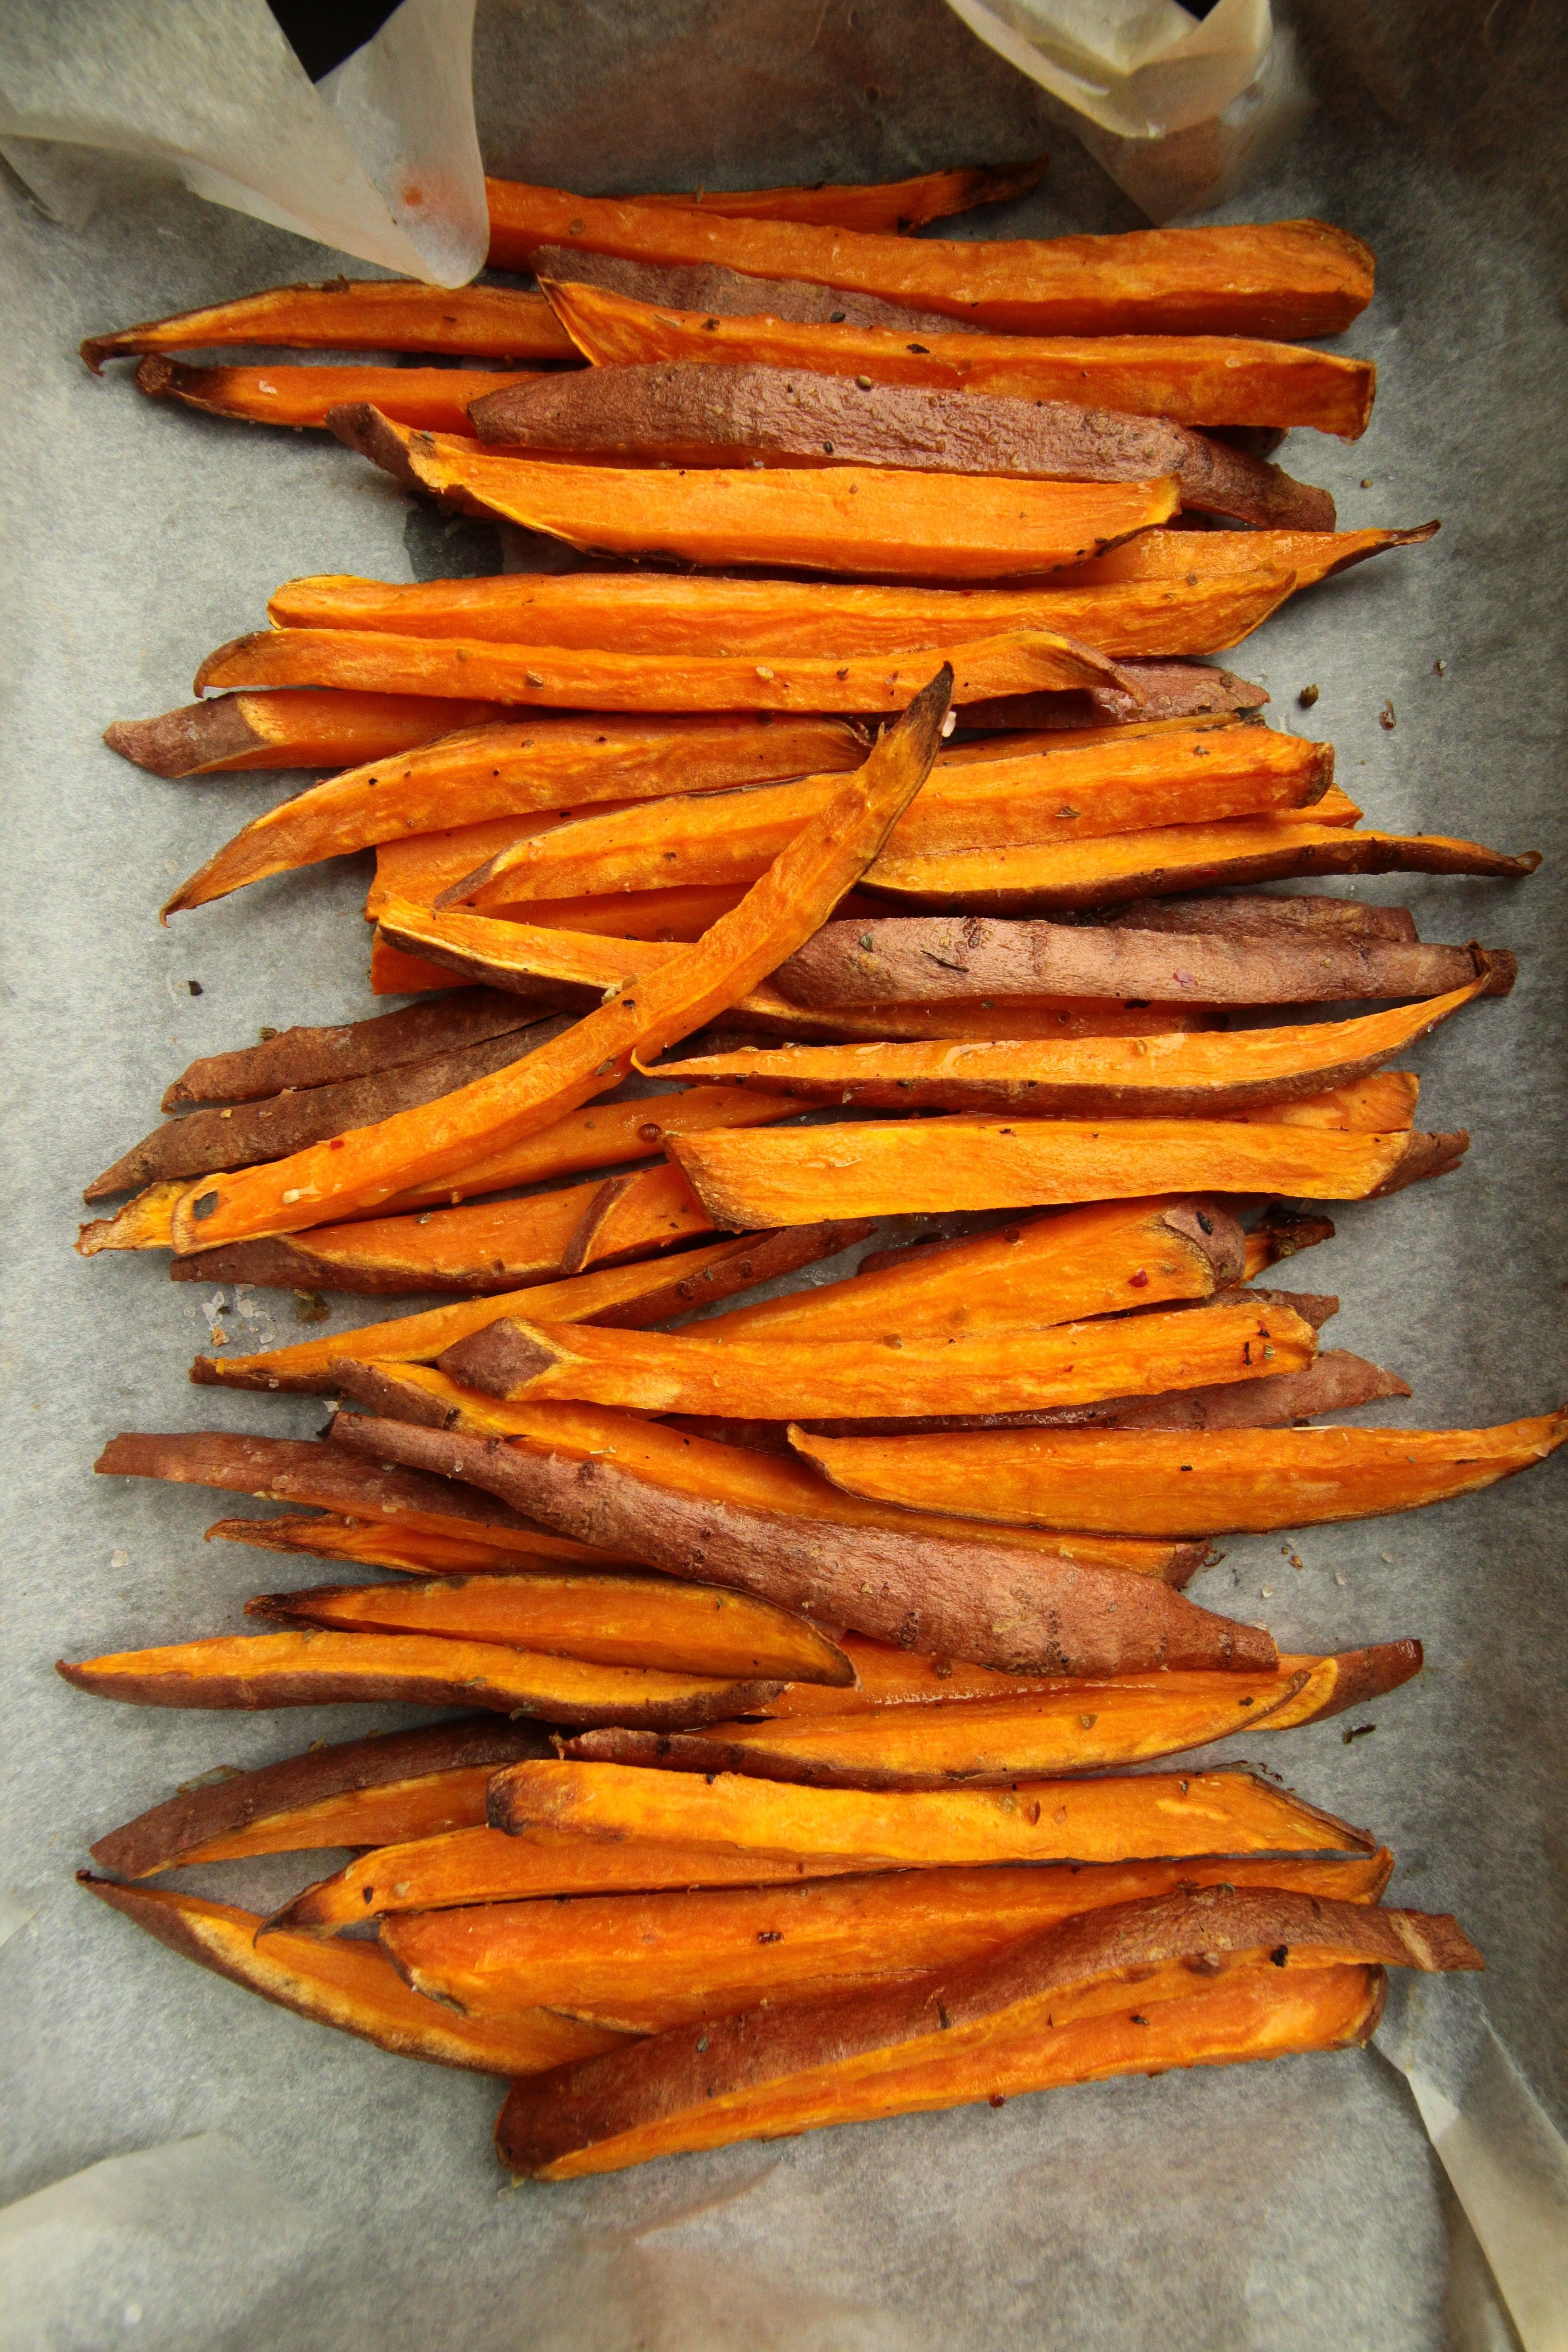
[69,164,1558,2179]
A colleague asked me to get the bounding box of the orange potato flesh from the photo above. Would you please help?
[451,1296,1318,1420]
[167,712,862,913]
[269,568,1296,659]
[80,1879,627,2075]
[367,1373,1209,1579]
[504,1962,1386,2177]
[269,1824,877,1934]
[756,1633,1237,1716]
[82,280,575,370]
[795,1410,1568,1537]
[706,1195,1236,1344]
[137,358,541,433]
[105,690,502,777]
[206,1515,633,1579]
[343,412,1182,581]
[58,1629,784,1727]
[453,722,1329,908]
[384,1850,1392,2028]
[488,1760,1375,1867]
[670,1116,1465,1226]
[1052,524,1437,589]
[659,983,1484,1122]
[486,184,1375,339]
[165,673,951,1252]
[542,276,1375,434]
[196,624,1130,714]
[623,160,1048,233]
[250,1568,853,1684]
[145,1763,502,1867]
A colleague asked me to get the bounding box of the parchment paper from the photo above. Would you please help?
[1,4,1565,2345]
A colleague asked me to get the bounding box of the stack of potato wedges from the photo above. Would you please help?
[70,161,1556,2177]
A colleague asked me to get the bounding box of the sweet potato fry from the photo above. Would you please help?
[486,184,1375,338]
[93,1430,597,1554]
[1054,523,1438,590]
[671,1115,1469,1226]
[163,671,953,1253]
[773,916,1506,1012]
[195,622,1135,715]
[469,366,1334,530]
[795,1408,1568,1537]
[1099,890,1420,942]
[162,991,543,1109]
[323,1372,1209,1580]
[269,1825,873,1936]
[659,980,1493,1121]
[249,1569,853,1685]
[438,1296,1318,1421]
[83,1015,576,1204]
[527,242,970,334]
[625,160,1048,233]
[494,1886,1475,2178]
[328,1406,1270,1673]
[269,568,1297,659]
[82,280,575,371]
[165,713,863,914]
[487,1760,1370,1863]
[709,1196,1239,1343]
[860,815,1542,911]
[206,1515,624,1580]
[1245,1206,1336,1277]
[136,355,542,433]
[104,690,500,778]
[191,1221,869,1389]
[541,278,1374,435]
[168,1160,714,1298]
[333,407,1181,581]
[80,1878,624,2074]
[564,1642,1422,1788]
[90,1717,549,1877]
[450,722,1330,909]
[961,659,1270,733]
[57,1631,784,1726]
[384,1850,1392,2029]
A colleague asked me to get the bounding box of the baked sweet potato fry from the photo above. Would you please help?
[669,1115,1470,1226]
[168,1159,715,1298]
[136,355,541,433]
[82,280,575,371]
[328,1406,1270,1673]
[250,1569,853,1685]
[564,1641,1422,1788]
[961,659,1270,733]
[625,160,1048,233]
[80,1878,624,2074]
[332,408,1181,580]
[773,916,1507,1012]
[104,690,500,778]
[163,671,953,1252]
[162,991,542,1108]
[488,1760,1370,1862]
[469,366,1334,530]
[660,980,1494,1120]
[487,183,1376,338]
[191,1221,869,1389]
[450,721,1330,908]
[322,1373,1209,1580]
[93,1430,601,1555]
[437,1296,1319,1421]
[542,278,1374,435]
[164,712,863,913]
[84,1015,575,1203]
[494,1886,1475,2178]
[90,1717,549,1877]
[195,622,1135,715]
[525,242,971,334]
[384,1850,1392,2029]
[268,1824,872,1936]
[795,1408,1568,1536]
[269,568,1297,659]
[57,1631,784,1726]
[709,1196,1240,1343]
[1054,523,1437,590]
[1245,1206,1336,1277]
[1099,891,1419,942]
[861,815,1542,911]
